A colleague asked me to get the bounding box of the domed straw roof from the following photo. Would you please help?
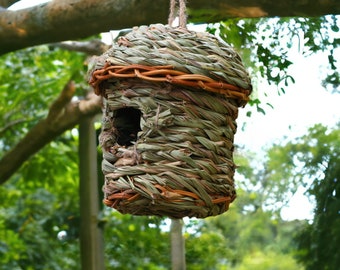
[90,24,252,107]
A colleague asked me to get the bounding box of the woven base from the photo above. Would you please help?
[100,79,238,218]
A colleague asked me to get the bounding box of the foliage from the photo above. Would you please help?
[220,16,339,88]
[234,146,299,217]
[0,46,86,151]
[235,250,303,270]
[185,199,303,270]
[0,46,85,269]
[103,212,170,269]
[185,226,231,269]
[245,123,340,270]
[271,124,340,270]
[0,137,81,269]
[213,15,340,114]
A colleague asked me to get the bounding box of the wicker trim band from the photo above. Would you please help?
[104,182,234,207]
[90,63,251,106]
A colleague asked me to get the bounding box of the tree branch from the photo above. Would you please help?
[0,118,27,136]
[0,0,339,56]
[0,0,18,8]
[50,40,110,55]
[0,81,102,185]
[0,0,170,56]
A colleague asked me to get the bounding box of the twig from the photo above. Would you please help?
[0,118,27,136]
[49,40,110,55]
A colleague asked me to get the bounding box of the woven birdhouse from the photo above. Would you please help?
[89,24,252,219]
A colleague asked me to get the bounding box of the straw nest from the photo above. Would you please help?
[89,24,252,218]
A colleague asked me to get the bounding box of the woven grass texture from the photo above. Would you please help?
[89,24,252,218]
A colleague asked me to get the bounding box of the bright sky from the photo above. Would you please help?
[9,0,340,221]
[236,50,340,220]
[236,52,340,152]
[8,0,50,9]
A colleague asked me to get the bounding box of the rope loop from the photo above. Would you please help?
[168,0,187,28]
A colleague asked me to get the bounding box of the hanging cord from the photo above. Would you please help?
[178,0,187,28]
[168,0,187,28]
[168,0,176,26]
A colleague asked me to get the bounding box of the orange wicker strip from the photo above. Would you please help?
[104,183,234,209]
[89,63,251,105]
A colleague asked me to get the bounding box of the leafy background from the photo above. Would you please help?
[0,15,339,269]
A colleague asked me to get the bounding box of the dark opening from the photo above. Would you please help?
[114,107,141,147]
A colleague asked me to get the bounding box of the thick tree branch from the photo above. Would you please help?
[0,81,102,185]
[0,0,17,8]
[187,0,340,23]
[0,0,339,56]
[0,0,170,56]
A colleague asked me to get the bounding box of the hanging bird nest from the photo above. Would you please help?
[89,24,252,219]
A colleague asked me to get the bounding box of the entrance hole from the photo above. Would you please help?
[114,107,141,147]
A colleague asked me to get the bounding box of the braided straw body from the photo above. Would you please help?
[89,24,252,218]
